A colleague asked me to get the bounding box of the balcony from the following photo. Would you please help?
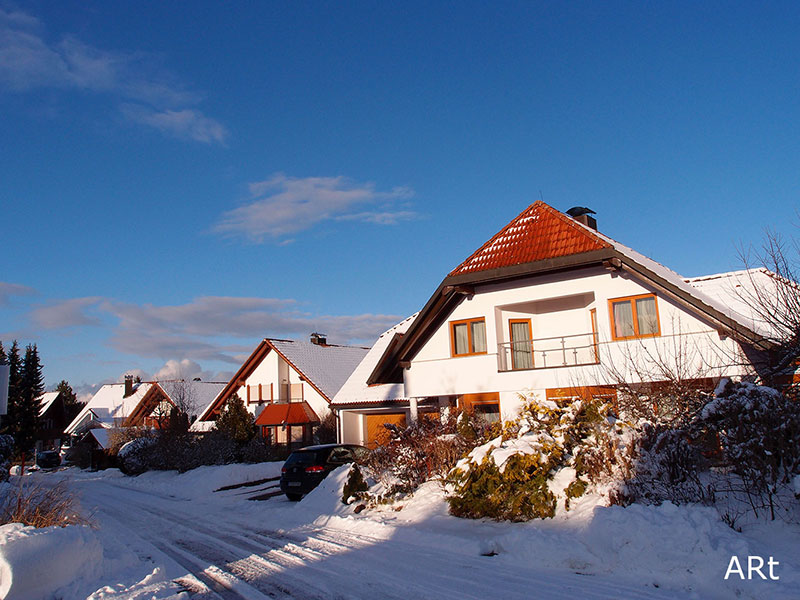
[497,331,600,372]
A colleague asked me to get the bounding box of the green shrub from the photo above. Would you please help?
[446,395,629,521]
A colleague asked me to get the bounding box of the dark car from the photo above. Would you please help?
[280,443,368,501]
[35,450,61,470]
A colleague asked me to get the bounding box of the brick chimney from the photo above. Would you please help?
[574,213,597,231]
[310,332,327,346]
[123,374,134,397]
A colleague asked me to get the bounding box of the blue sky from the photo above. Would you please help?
[2,1,799,396]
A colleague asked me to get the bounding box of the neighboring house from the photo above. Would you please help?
[36,391,69,450]
[332,315,423,448]
[195,334,369,446]
[351,201,776,435]
[64,377,229,440]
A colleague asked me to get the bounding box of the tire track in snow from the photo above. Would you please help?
[81,479,690,600]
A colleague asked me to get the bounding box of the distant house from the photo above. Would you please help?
[336,201,782,443]
[195,334,368,447]
[64,376,227,440]
[36,391,69,450]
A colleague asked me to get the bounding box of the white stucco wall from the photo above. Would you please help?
[403,266,748,418]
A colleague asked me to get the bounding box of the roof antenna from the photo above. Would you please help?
[539,190,544,202]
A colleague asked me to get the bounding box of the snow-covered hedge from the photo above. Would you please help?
[447,396,630,521]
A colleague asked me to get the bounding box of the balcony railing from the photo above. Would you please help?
[497,331,600,372]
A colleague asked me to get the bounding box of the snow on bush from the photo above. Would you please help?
[0,522,102,600]
[697,380,800,521]
[447,395,630,521]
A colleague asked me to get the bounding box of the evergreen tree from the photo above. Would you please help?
[16,344,44,454]
[2,341,21,440]
[214,394,256,443]
[56,379,84,423]
[0,342,6,432]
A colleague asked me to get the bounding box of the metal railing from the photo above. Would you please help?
[497,331,600,372]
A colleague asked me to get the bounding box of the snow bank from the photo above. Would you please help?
[0,522,102,600]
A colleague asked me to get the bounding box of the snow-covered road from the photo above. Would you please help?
[75,473,690,600]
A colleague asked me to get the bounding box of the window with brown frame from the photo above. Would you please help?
[608,293,660,340]
[509,318,533,369]
[450,317,487,356]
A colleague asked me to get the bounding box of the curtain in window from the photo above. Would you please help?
[453,323,470,354]
[510,321,533,369]
[613,301,635,337]
[636,297,658,335]
[471,321,487,353]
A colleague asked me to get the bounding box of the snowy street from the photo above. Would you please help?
[77,472,682,600]
[4,464,797,600]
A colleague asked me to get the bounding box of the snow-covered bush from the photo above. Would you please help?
[620,423,712,506]
[447,395,629,521]
[696,380,800,520]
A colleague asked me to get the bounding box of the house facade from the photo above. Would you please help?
[196,335,368,446]
[337,201,773,440]
[64,377,227,440]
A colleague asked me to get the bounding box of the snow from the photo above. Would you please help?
[0,522,102,600]
[65,383,154,436]
[332,314,417,406]
[3,462,798,599]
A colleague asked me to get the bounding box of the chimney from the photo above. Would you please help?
[123,374,134,397]
[310,332,327,346]
[574,213,597,231]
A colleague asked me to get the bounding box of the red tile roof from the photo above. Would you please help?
[449,201,611,277]
[254,401,320,426]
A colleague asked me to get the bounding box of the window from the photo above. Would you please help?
[460,392,500,423]
[450,317,487,356]
[609,294,660,340]
[509,319,533,369]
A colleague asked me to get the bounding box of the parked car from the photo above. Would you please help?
[35,450,61,469]
[280,443,368,501]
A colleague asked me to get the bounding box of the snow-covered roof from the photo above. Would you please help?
[64,382,153,435]
[575,221,773,339]
[332,314,417,406]
[84,427,111,449]
[37,391,60,417]
[684,268,789,339]
[270,340,370,401]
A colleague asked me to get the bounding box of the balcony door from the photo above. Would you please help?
[509,319,533,370]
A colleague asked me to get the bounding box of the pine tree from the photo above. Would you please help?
[2,341,22,441]
[56,379,84,423]
[17,344,44,454]
[214,394,256,443]
[0,342,6,433]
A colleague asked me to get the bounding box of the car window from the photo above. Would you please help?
[327,448,353,464]
[284,451,318,466]
[351,447,369,462]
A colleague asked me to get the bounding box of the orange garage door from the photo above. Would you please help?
[365,413,406,449]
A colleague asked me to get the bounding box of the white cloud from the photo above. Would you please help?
[120,104,228,145]
[0,7,224,144]
[26,294,402,365]
[30,296,103,329]
[214,173,416,242]
[0,281,35,306]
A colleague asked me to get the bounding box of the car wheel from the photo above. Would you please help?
[285,493,302,502]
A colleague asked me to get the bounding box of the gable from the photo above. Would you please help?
[449,201,611,277]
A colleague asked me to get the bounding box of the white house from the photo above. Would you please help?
[339,201,777,439]
[196,334,368,446]
[65,377,227,439]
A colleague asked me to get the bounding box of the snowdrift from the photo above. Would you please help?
[0,522,102,600]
